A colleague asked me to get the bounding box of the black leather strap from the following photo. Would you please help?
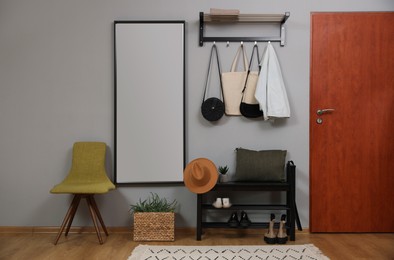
[203,44,223,103]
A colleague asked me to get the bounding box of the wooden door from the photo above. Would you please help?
[310,12,394,232]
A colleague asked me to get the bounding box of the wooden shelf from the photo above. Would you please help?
[199,12,290,46]
[203,13,289,23]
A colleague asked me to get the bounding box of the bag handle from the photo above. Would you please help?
[249,43,261,75]
[203,44,223,102]
[241,44,261,96]
[230,44,248,72]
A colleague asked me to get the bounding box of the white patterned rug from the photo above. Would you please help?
[128,244,329,260]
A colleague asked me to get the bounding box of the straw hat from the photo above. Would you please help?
[183,158,218,194]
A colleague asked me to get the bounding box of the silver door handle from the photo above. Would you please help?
[317,108,335,115]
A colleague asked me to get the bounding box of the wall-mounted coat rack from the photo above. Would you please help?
[199,12,290,47]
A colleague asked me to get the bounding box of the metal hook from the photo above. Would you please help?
[241,41,244,46]
[254,41,257,45]
[226,41,230,47]
[213,41,216,46]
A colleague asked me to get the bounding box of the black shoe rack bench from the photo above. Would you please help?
[196,161,302,241]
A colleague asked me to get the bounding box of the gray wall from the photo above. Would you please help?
[0,0,392,228]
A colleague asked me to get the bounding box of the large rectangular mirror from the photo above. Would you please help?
[114,21,185,184]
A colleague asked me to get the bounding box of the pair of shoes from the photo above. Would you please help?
[227,211,252,228]
[212,198,232,208]
[264,214,288,244]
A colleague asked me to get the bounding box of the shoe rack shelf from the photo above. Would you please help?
[203,204,289,210]
[196,161,302,241]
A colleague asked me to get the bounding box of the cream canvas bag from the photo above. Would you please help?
[221,45,248,115]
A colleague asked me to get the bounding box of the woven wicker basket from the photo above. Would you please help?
[133,212,175,241]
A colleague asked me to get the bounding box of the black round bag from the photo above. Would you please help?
[201,97,225,121]
[201,44,224,122]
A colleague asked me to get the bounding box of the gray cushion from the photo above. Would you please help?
[235,148,287,182]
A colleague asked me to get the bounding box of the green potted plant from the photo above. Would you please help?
[218,165,230,183]
[130,192,177,241]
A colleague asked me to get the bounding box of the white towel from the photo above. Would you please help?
[209,8,240,16]
[255,42,290,120]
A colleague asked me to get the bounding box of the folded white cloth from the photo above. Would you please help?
[210,8,240,16]
[255,42,290,120]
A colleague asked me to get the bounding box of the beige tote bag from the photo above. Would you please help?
[221,45,248,115]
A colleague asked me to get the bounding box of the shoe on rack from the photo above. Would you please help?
[222,198,232,208]
[277,214,288,244]
[212,198,223,208]
[227,211,239,228]
[239,211,252,228]
[264,213,277,244]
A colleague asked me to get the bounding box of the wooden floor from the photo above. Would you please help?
[0,229,393,260]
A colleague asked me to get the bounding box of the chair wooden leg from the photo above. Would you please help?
[86,195,103,244]
[54,195,80,245]
[54,194,108,245]
[65,195,82,236]
[89,195,109,236]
